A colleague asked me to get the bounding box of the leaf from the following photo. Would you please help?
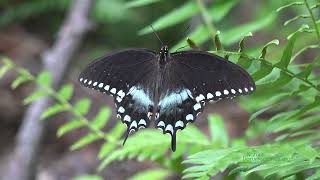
[275,31,299,69]
[249,106,273,122]
[91,107,112,129]
[41,103,67,120]
[208,114,228,147]
[57,119,85,137]
[220,13,276,45]
[258,71,293,90]
[238,32,253,52]
[259,39,279,59]
[297,64,313,79]
[57,84,74,101]
[72,175,103,180]
[276,1,304,12]
[0,57,13,78]
[125,0,161,8]
[70,133,100,151]
[98,123,126,159]
[237,55,253,69]
[36,71,52,86]
[296,145,318,163]
[252,61,273,81]
[74,98,91,115]
[23,90,48,105]
[129,169,171,180]
[11,75,31,89]
[139,1,198,35]
[172,0,239,50]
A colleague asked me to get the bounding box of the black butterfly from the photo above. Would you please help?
[79,45,255,151]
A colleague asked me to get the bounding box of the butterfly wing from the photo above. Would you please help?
[79,49,157,140]
[156,51,255,151]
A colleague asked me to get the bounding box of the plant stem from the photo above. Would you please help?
[196,0,216,42]
[304,0,320,43]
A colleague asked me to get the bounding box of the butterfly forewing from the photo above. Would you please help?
[79,49,157,137]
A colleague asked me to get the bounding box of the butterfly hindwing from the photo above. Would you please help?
[79,49,157,140]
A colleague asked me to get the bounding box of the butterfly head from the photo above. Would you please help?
[159,45,169,65]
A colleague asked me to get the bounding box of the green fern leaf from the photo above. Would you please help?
[57,119,85,137]
[125,0,161,8]
[57,84,74,101]
[208,114,228,147]
[91,107,111,129]
[129,169,171,180]
[0,57,13,78]
[98,123,125,159]
[11,75,31,89]
[40,103,68,120]
[252,61,273,81]
[74,98,91,115]
[275,32,299,69]
[23,90,48,105]
[70,133,100,151]
[139,1,198,35]
[36,71,52,87]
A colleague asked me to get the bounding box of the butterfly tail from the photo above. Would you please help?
[171,132,176,152]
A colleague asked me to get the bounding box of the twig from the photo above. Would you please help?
[3,0,93,180]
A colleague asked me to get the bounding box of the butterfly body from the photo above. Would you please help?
[79,45,255,151]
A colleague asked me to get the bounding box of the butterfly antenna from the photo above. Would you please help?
[150,25,164,46]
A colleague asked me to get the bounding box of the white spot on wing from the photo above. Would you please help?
[250,87,254,91]
[130,121,137,129]
[104,85,110,91]
[223,89,229,95]
[238,89,242,93]
[118,106,125,113]
[231,89,236,94]
[245,88,248,92]
[124,115,131,122]
[98,83,104,88]
[186,114,194,121]
[207,93,213,99]
[88,80,92,85]
[157,121,165,127]
[175,121,184,128]
[116,96,122,102]
[165,124,173,134]
[110,88,117,94]
[80,78,83,82]
[193,103,201,111]
[93,82,98,86]
[138,119,146,126]
[84,79,87,83]
[215,91,221,97]
[117,90,125,98]
[195,94,205,102]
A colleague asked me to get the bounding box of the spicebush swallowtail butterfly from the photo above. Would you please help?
[79,45,255,151]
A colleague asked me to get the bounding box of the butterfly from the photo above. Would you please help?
[79,45,255,151]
